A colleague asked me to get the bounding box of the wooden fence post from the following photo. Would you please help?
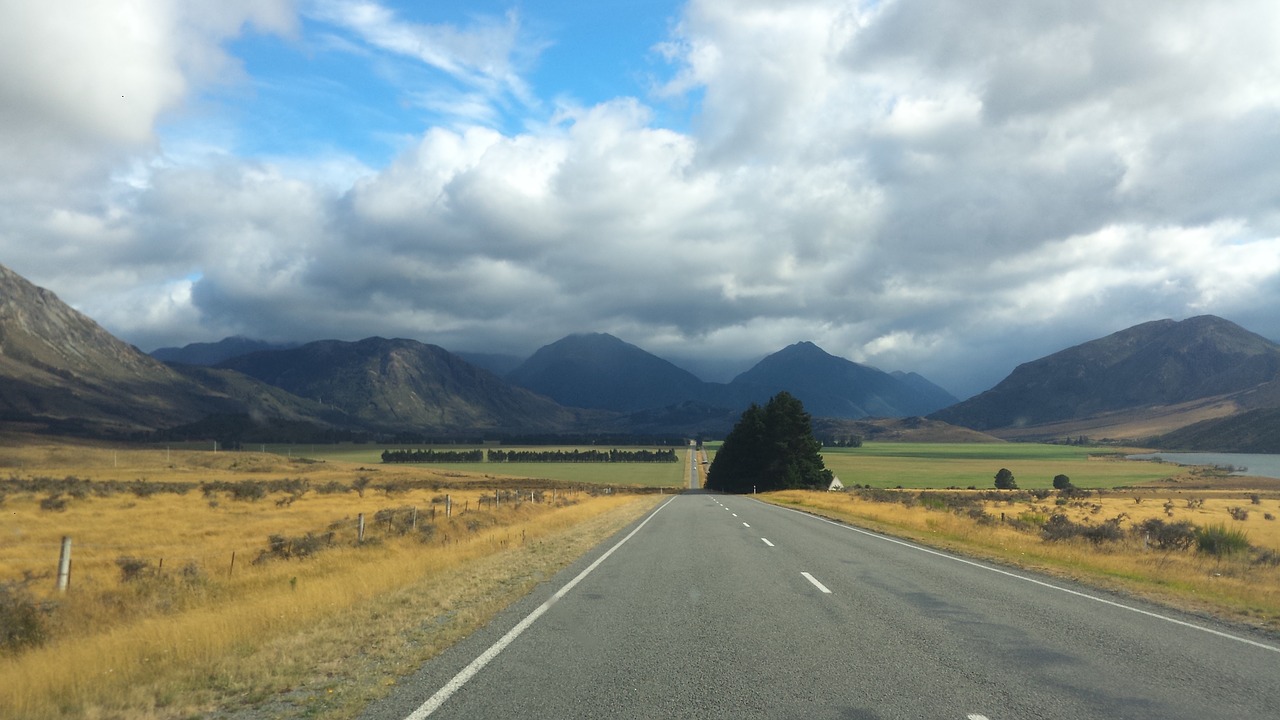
[358,513,365,543]
[411,506,418,530]
[229,551,236,578]
[446,494,452,518]
[56,536,72,593]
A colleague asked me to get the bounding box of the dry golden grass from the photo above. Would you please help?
[765,487,1280,631]
[0,434,666,719]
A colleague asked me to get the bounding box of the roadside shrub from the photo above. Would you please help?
[1252,548,1280,567]
[1227,507,1249,521]
[315,480,349,494]
[416,523,437,543]
[1042,514,1124,544]
[115,556,154,582]
[38,494,68,512]
[353,476,372,498]
[0,581,47,654]
[1042,514,1086,542]
[230,481,266,501]
[1250,494,1262,505]
[1195,523,1250,557]
[256,532,336,563]
[1137,518,1197,551]
[1082,518,1126,545]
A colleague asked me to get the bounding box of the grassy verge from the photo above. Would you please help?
[762,488,1280,632]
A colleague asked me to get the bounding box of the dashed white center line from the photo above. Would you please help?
[801,572,832,594]
[731,513,737,517]
[967,715,990,720]
[742,522,750,528]
[761,538,774,547]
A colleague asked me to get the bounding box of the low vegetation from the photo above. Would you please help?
[0,436,672,719]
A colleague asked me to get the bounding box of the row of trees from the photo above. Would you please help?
[706,392,833,493]
[381,449,484,463]
[381,448,680,464]
[487,448,678,463]
[993,469,1074,491]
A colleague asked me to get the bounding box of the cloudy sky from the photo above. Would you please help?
[3,0,1280,398]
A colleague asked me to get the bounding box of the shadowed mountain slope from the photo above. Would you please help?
[931,316,1280,432]
[507,333,719,412]
[219,337,581,432]
[0,263,327,434]
[730,341,958,419]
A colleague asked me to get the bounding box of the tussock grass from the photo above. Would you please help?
[765,488,1280,631]
[0,435,666,718]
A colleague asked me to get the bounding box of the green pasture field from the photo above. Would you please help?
[816,442,1175,489]
[260,443,692,488]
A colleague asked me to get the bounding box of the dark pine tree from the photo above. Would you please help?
[706,392,833,493]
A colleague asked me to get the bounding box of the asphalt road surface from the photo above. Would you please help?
[360,491,1280,720]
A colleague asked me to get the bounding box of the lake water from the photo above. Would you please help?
[1126,452,1280,479]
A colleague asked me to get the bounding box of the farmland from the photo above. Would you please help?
[261,443,691,487]
[817,442,1179,489]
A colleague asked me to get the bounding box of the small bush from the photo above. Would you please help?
[256,532,336,563]
[1227,507,1250,521]
[1137,518,1196,551]
[1195,523,1250,557]
[1042,514,1124,544]
[115,556,154,582]
[38,494,68,512]
[1042,514,1086,542]
[1082,519,1126,545]
[0,581,47,653]
[1251,548,1280,567]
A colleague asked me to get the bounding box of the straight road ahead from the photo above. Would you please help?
[362,492,1280,720]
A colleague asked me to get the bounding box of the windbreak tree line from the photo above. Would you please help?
[706,392,833,493]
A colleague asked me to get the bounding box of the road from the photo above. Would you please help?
[360,491,1280,720]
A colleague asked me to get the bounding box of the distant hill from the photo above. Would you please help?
[812,416,1001,445]
[0,263,330,436]
[931,316,1280,433]
[151,337,299,366]
[730,342,958,418]
[507,333,720,412]
[220,337,582,432]
[1152,407,1280,453]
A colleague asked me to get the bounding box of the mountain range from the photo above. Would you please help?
[931,315,1280,449]
[3,261,1280,449]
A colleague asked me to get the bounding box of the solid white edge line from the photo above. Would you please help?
[403,495,677,719]
[802,571,832,594]
[765,501,1280,654]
